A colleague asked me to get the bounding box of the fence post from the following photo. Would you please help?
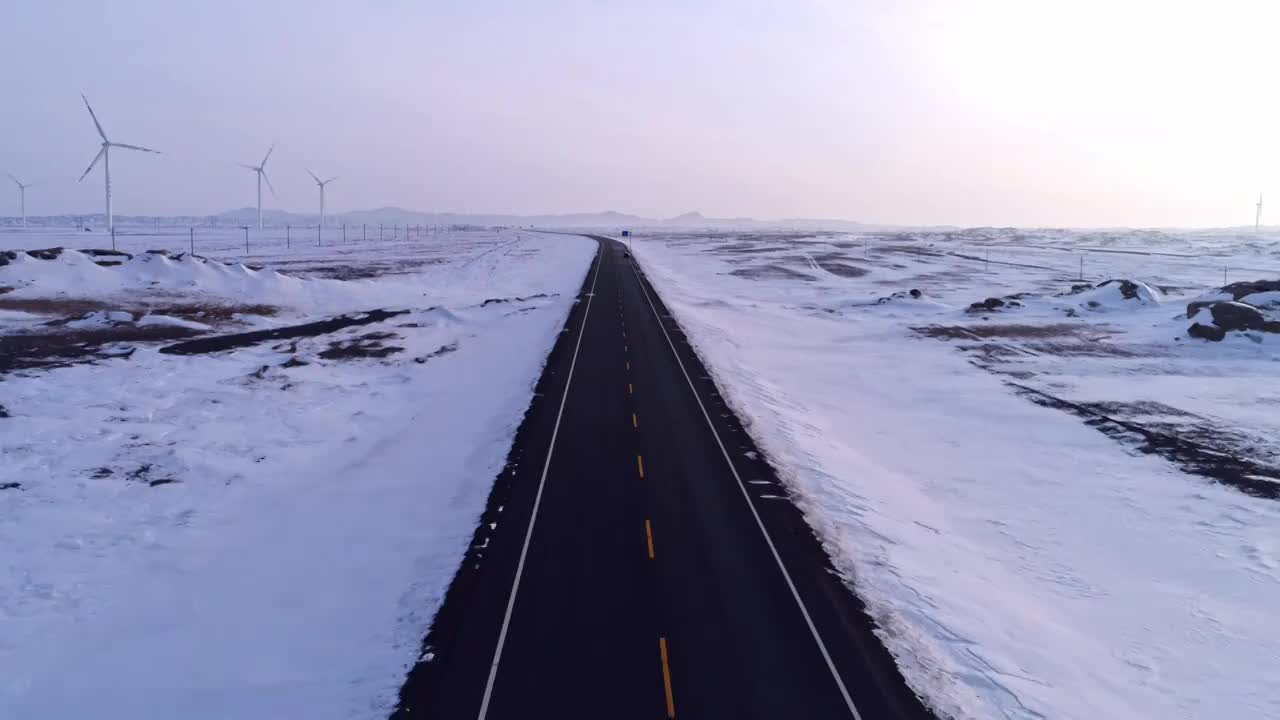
[380,224,383,242]
[244,226,249,254]
[343,224,347,243]
[1079,255,1084,281]
[111,227,116,251]
[363,223,367,242]
[287,225,291,249]
[317,224,322,246]
[189,227,194,255]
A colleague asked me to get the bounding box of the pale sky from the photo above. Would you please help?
[2,0,1276,227]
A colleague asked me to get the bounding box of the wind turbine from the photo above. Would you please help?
[306,169,338,228]
[1257,193,1264,231]
[7,174,31,227]
[77,94,161,232]
[240,146,276,230]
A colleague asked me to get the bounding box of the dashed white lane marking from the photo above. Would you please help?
[476,246,605,720]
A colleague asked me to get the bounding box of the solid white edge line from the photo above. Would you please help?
[626,246,866,720]
[476,244,604,720]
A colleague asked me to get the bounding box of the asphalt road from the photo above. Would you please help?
[393,236,936,719]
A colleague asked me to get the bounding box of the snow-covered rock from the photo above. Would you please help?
[1186,301,1280,341]
[1187,279,1280,317]
[1071,278,1160,310]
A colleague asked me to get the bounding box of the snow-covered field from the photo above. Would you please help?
[629,228,1280,720]
[0,226,595,718]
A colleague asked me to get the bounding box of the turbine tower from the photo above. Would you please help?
[306,170,338,228]
[7,174,31,227]
[1257,193,1264,231]
[240,146,276,230]
[77,94,161,232]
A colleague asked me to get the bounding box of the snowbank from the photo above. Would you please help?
[0,247,413,316]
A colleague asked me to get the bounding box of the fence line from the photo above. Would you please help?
[38,223,493,261]
[947,243,1280,291]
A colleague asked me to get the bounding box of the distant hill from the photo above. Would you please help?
[204,207,875,231]
[0,208,877,232]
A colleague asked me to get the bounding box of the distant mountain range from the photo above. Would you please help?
[0,207,878,231]
[211,207,876,231]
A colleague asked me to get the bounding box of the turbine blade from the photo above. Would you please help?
[325,176,339,185]
[112,142,161,154]
[261,145,274,168]
[306,168,321,184]
[261,170,277,199]
[81,94,108,141]
[238,163,260,171]
[79,147,106,182]
[6,173,19,187]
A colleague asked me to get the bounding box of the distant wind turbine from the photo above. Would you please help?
[306,169,338,228]
[7,174,31,227]
[77,94,162,233]
[240,146,276,230]
[1257,193,1264,231]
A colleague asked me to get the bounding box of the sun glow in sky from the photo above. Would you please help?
[1,0,1276,227]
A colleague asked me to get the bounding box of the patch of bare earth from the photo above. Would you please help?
[916,323,1144,364]
[729,264,816,282]
[1014,386,1280,500]
[270,257,446,280]
[0,297,115,317]
[0,326,204,373]
[160,309,410,356]
[917,321,1280,499]
[811,252,869,277]
[914,323,1097,340]
[140,302,279,324]
[0,296,279,325]
[318,331,405,360]
[0,297,283,373]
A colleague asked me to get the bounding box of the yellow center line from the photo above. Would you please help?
[625,344,628,352]
[636,454,644,479]
[645,519,655,559]
[628,383,633,395]
[659,638,676,718]
[633,413,638,428]
[626,361,631,371]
